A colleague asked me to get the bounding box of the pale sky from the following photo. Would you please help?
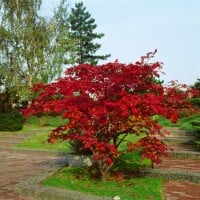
[41,0,200,85]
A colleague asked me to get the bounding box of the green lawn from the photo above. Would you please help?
[15,125,71,152]
[14,115,70,151]
[0,123,39,135]
[42,167,164,200]
[156,113,200,130]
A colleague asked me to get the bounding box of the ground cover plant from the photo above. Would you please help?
[42,167,164,200]
[23,50,198,180]
[0,110,24,131]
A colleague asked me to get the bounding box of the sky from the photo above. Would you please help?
[41,0,200,85]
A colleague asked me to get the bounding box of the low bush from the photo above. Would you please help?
[191,98,200,108]
[0,110,24,131]
[114,152,152,172]
[190,119,200,148]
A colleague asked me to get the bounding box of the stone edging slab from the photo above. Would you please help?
[144,169,200,184]
[168,151,200,159]
[15,160,111,200]
[0,146,67,155]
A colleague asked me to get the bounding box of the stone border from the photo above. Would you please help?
[15,159,111,200]
[144,169,200,184]
[0,146,66,155]
[168,150,200,159]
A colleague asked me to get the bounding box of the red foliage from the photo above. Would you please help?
[22,51,197,180]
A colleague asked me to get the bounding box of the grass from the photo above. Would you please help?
[17,113,200,152]
[178,113,200,130]
[14,115,71,151]
[156,113,200,130]
[42,167,164,200]
[155,116,177,127]
[15,125,71,152]
[16,125,148,157]
[25,115,69,127]
[16,115,148,154]
[0,123,42,135]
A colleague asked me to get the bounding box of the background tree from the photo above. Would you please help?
[0,0,73,110]
[49,0,76,67]
[68,2,110,65]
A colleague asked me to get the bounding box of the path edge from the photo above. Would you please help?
[14,161,111,200]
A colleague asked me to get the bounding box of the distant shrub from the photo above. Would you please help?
[0,110,24,131]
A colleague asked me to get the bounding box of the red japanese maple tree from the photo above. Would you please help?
[23,51,196,180]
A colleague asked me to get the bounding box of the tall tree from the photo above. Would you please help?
[68,2,110,65]
[50,0,75,67]
[0,0,68,109]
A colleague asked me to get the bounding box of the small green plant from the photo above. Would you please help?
[0,110,24,131]
[114,152,152,172]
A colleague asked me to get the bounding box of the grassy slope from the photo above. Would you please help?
[15,127,71,152]
[15,116,71,151]
[156,113,200,130]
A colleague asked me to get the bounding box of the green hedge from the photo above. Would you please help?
[0,111,24,131]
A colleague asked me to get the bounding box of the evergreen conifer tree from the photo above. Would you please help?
[68,2,110,65]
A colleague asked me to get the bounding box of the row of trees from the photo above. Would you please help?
[0,0,110,112]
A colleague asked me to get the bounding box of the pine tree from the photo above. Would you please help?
[68,2,110,65]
